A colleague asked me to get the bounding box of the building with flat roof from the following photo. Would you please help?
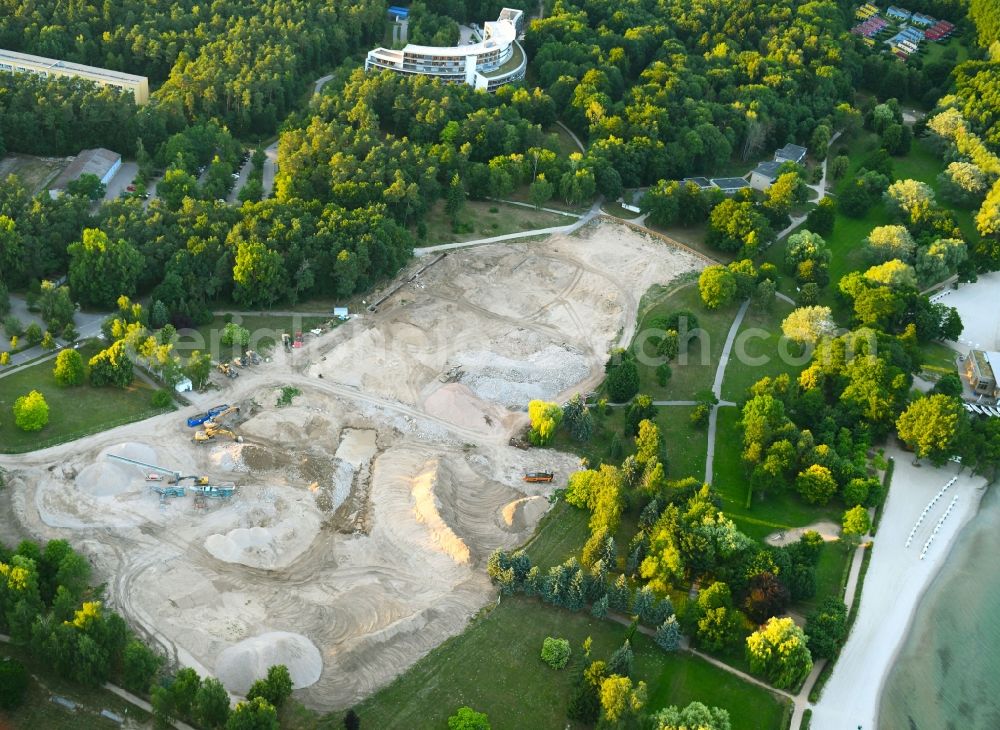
[710,177,750,195]
[749,160,783,191]
[964,350,1000,399]
[365,8,526,92]
[681,177,714,189]
[775,143,808,164]
[0,48,149,104]
[50,148,122,194]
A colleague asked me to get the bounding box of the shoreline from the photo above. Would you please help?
[810,446,987,730]
[871,484,986,725]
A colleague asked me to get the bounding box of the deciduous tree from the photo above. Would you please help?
[68,229,143,308]
[896,395,964,464]
[782,306,835,346]
[795,464,837,505]
[746,617,813,689]
[13,389,48,431]
[699,266,736,310]
[53,349,85,386]
[528,400,563,445]
[651,702,732,730]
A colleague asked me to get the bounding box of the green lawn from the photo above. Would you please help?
[417,199,570,245]
[656,406,708,481]
[919,341,958,374]
[720,299,800,403]
[546,124,582,157]
[798,540,853,615]
[653,222,730,264]
[633,283,738,401]
[762,130,982,313]
[711,408,842,542]
[172,313,331,360]
[523,500,591,571]
[548,406,630,467]
[355,595,789,730]
[0,342,171,453]
[0,643,152,728]
[603,201,643,220]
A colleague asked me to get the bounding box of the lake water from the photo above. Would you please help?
[879,482,1000,729]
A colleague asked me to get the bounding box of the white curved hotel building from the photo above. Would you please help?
[365,8,526,92]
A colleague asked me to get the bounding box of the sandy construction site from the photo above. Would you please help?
[1,222,704,710]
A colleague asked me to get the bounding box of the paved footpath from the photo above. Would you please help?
[0,633,197,730]
[704,299,750,484]
[414,199,604,255]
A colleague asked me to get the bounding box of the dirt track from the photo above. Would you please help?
[1,222,704,710]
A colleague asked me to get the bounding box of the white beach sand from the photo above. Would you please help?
[810,445,987,730]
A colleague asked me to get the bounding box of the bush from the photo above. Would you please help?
[656,362,672,386]
[220,322,250,347]
[13,389,49,431]
[24,322,43,345]
[541,637,572,669]
[0,658,28,710]
[448,706,491,730]
[4,314,24,337]
[276,386,301,407]
[61,323,78,342]
[53,349,86,386]
[691,403,710,428]
[605,350,640,403]
[152,390,173,408]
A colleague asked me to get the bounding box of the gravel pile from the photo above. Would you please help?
[455,344,589,408]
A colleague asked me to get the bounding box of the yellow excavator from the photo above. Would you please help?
[203,405,240,428]
[192,422,243,443]
[192,406,243,443]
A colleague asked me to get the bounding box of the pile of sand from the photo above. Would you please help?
[76,442,158,497]
[423,383,505,433]
[216,631,322,694]
[203,498,321,569]
[410,461,471,565]
[205,527,276,565]
[500,496,549,532]
[209,442,249,472]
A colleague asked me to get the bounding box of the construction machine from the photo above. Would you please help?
[193,409,242,442]
[282,333,291,352]
[108,454,182,482]
[187,404,230,427]
[523,471,555,483]
[246,350,261,365]
[190,484,236,499]
[152,485,186,498]
[217,362,239,378]
[192,426,243,444]
[177,475,211,485]
[105,454,209,487]
[293,331,303,348]
[203,405,240,429]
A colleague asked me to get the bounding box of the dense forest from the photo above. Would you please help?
[0,0,997,323]
[0,0,385,133]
